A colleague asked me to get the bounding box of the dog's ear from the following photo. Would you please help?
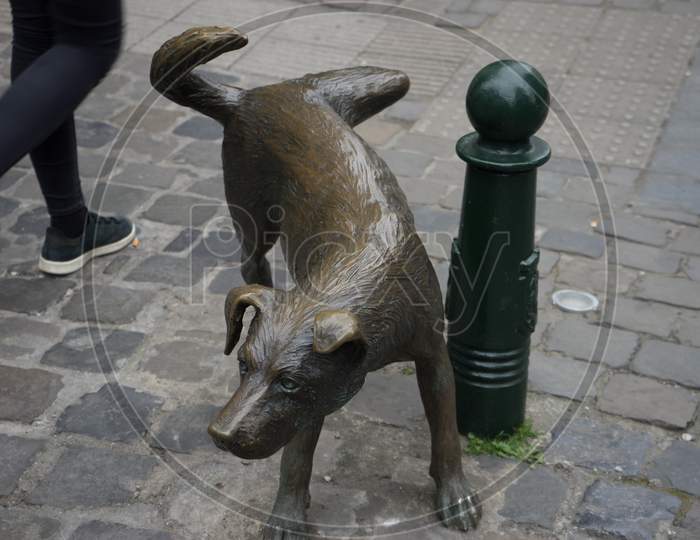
[224,285,274,355]
[313,309,367,357]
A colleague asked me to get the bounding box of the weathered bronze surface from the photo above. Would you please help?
[152,27,481,538]
[446,60,550,438]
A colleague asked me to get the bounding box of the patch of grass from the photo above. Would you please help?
[465,419,544,464]
[401,366,415,376]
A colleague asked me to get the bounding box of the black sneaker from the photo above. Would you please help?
[39,212,135,275]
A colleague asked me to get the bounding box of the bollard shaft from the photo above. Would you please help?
[446,60,550,438]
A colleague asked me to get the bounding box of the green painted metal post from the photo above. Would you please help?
[445,60,551,438]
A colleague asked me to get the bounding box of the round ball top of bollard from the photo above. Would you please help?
[466,60,549,143]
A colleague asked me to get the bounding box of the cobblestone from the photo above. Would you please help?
[635,275,700,309]
[0,434,45,496]
[499,466,567,529]
[671,227,700,255]
[112,162,179,190]
[612,297,678,337]
[575,480,681,540]
[28,446,158,508]
[0,277,73,314]
[632,340,700,388]
[173,116,223,140]
[69,521,174,540]
[547,417,653,475]
[617,240,682,274]
[377,149,433,179]
[545,319,638,368]
[141,340,220,382]
[597,373,698,429]
[41,327,144,372]
[61,284,155,324]
[143,194,218,227]
[9,205,48,236]
[648,441,700,496]
[57,384,163,443]
[0,509,61,540]
[529,351,592,400]
[90,183,154,216]
[125,254,204,287]
[152,403,219,453]
[539,228,605,258]
[0,366,63,423]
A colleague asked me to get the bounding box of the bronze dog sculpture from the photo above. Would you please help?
[151,27,481,538]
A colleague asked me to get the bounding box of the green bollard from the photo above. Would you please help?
[445,60,551,438]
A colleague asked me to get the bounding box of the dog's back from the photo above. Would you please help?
[151,26,443,338]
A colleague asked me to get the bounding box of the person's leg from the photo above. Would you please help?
[8,0,84,237]
[0,0,122,237]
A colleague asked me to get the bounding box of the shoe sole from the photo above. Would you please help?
[38,224,136,276]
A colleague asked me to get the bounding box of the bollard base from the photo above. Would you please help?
[453,375,527,438]
[448,340,530,438]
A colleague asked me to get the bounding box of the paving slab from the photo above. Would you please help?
[547,417,653,475]
[0,366,63,423]
[671,227,700,256]
[499,466,567,529]
[28,446,158,508]
[377,149,433,179]
[612,297,678,337]
[545,319,638,368]
[597,373,698,429]
[575,480,681,540]
[634,275,700,309]
[593,214,670,246]
[539,228,605,259]
[638,173,700,215]
[632,340,700,388]
[617,240,682,274]
[528,351,594,400]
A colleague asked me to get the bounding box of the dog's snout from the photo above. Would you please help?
[207,423,233,451]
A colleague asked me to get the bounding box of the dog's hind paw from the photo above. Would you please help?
[436,480,482,532]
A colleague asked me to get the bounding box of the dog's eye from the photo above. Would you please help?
[279,377,300,393]
[238,360,249,377]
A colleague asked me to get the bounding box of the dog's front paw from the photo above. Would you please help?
[436,478,482,531]
[262,517,311,540]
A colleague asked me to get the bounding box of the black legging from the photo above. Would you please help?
[0,0,122,234]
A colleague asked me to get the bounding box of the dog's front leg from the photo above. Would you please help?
[415,339,481,532]
[263,418,324,540]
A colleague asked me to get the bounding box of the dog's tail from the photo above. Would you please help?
[150,26,248,123]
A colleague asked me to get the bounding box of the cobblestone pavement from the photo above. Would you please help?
[1,1,700,539]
